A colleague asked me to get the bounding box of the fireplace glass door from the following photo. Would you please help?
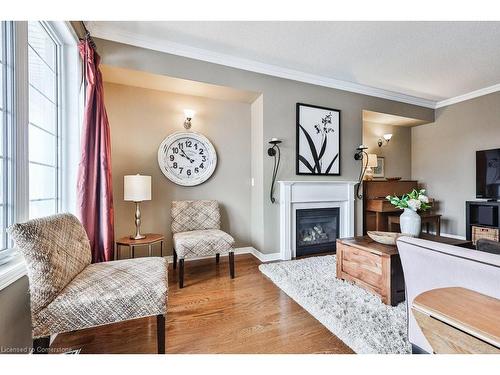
[295,207,340,257]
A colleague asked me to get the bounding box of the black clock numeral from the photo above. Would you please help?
[202,155,207,162]
[199,149,204,155]
[169,155,174,161]
[194,143,198,150]
[195,167,199,173]
[179,167,184,174]
[186,140,192,148]
[173,147,179,154]
[187,169,192,176]
[173,162,178,169]
[178,142,184,149]
[200,163,204,169]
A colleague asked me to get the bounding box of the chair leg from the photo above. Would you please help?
[156,314,166,354]
[229,251,235,279]
[179,259,184,288]
[173,249,177,270]
[216,253,220,264]
[33,336,50,354]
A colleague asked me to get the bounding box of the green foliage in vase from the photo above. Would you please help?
[386,189,431,212]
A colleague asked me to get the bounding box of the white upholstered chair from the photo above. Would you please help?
[8,213,168,354]
[397,236,500,353]
[171,200,235,288]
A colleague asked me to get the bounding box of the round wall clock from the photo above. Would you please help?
[158,132,217,186]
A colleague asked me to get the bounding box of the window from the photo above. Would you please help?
[0,22,13,252]
[0,21,80,287]
[0,23,7,249]
[28,22,60,219]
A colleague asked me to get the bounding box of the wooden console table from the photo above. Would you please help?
[336,235,472,306]
[412,287,500,354]
[362,180,435,233]
[388,213,441,236]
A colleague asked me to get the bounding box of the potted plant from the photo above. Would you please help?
[386,189,431,237]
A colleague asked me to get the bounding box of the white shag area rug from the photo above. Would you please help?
[259,255,410,354]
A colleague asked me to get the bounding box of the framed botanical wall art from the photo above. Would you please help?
[296,103,341,175]
[373,156,385,178]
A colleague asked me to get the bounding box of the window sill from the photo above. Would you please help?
[0,253,27,291]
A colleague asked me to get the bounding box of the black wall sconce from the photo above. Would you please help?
[268,138,282,203]
[354,145,368,199]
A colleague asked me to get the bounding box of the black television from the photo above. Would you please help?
[476,148,500,200]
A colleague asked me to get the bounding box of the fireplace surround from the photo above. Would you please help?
[279,181,356,260]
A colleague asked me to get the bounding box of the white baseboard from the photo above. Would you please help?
[247,248,282,263]
[164,246,281,263]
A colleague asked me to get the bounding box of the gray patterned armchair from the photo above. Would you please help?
[171,200,235,288]
[8,214,168,354]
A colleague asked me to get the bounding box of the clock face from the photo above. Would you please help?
[158,132,217,186]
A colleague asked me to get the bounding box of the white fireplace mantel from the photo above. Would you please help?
[279,180,356,260]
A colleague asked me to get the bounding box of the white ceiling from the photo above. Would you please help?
[88,21,500,108]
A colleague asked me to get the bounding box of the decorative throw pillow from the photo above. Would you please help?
[8,213,91,314]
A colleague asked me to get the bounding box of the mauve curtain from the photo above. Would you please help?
[76,40,114,263]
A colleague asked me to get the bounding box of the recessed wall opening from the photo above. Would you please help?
[362,110,432,180]
[100,65,263,255]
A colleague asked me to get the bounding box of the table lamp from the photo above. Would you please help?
[363,153,378,180]
[124,174,151,239]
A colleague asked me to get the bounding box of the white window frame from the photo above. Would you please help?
[0,22,15,253]
[28,21,62,219]
[0,21,81,291]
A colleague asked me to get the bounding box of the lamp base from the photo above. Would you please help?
[364,167,374,180]
[131,201,146,240]
[130,234,146,240]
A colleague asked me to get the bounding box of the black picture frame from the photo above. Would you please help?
[296,103,341,176]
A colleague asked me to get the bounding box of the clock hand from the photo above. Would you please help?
[179,148,194,163]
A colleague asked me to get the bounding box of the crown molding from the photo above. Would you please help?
[435,83,500,108]
[87,22,437,109]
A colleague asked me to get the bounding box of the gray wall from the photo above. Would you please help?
[412,91,500,237]
[96,38,434,253]
[0,277,31,353]
[105,82,252,254]
[363,122,412,179]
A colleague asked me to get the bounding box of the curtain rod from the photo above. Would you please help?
[81,21,96,49]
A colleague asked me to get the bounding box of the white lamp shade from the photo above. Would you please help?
[364,153,378,168]
[124,175,151,202]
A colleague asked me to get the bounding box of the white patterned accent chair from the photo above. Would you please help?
[171,200,235,288]
[8,213,168,354]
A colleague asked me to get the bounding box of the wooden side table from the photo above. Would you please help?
[116,233,165,260]
[412,287,500,353]
[388,213,441,236]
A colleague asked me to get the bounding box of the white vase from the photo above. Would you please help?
[399,208,421,237]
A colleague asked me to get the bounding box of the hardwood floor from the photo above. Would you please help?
[51,254,353,354]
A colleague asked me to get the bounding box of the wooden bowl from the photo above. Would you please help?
[367,231,403,245]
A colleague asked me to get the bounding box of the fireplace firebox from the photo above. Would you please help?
[295,207,340,257]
